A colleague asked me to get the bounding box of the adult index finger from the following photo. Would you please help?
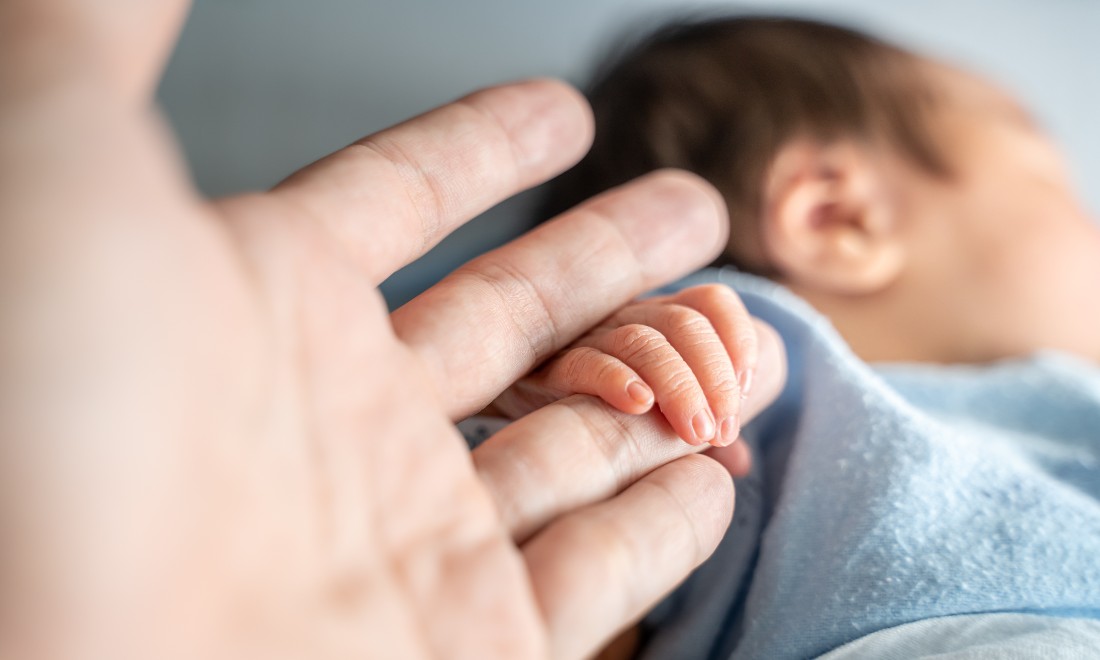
[270,79,593,284]
[393,169,730,419]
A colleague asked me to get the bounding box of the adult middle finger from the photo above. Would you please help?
[393,169,730,419]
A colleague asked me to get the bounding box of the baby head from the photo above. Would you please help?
[546,16,1100,364]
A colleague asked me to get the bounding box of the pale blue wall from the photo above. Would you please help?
[159,0,1100,306]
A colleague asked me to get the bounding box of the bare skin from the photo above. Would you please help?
[541,48,1099,660]
[0,2,789,659]
[761,60,1100,365]
[495,284,766,448]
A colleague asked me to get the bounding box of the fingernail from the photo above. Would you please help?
[716,414,740,447]
[691,409,715,443]
[626,380,653,407]
[739,369,754,400]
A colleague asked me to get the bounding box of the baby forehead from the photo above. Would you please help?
[917,59,1036,128]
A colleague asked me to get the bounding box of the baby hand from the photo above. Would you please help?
[492,284,758,447]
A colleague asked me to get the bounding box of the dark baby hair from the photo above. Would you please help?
[540,15,950,273]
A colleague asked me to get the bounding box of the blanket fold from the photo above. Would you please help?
[640,268,1100,659]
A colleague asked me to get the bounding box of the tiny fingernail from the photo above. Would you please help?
[691,409,715,443]
[739,369,754,399]
[716,414,740,447]
[626,380,653,406]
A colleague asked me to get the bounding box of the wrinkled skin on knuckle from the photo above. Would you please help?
[704,369,740,398]
[608,324,667,365]
[558,347,620,394]
[658,373,702,402]
[557,347,595,386]
[592,354,626,387]
[657,305,714,346]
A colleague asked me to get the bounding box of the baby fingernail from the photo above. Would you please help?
[739,369,754,399]
[627,380,653,406]
[717,414,740,447]
[691,409,715,443]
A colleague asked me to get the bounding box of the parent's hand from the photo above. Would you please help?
[0,2,783,659]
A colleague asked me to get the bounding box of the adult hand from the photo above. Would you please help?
[0,2,784,659]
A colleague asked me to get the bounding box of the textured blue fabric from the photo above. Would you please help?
[820,613,1100,659]
[639,268,1100,660]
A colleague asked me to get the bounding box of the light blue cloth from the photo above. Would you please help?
[639,268,1100,659]
[820,613,1100,659]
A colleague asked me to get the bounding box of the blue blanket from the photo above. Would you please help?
[640,269,1100,659]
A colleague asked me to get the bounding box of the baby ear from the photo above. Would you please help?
[760,139,906,295]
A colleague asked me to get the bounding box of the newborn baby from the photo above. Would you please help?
[473,14,1100,659]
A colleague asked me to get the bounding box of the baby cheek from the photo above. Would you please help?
[995,213,1100,358]
[1039,222,1100,356]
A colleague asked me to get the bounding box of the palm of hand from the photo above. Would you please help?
[201,201,546,658]
[0,3,782,658]
[3,95,552,657]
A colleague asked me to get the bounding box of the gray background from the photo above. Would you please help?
[158,0,1100,306]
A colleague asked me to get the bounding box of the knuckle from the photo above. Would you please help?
[558,347,596,385]
[608,324,667,363]
[356,138,450,237]
[563,347,625,389]
[707,374,741,400]
[456,258,562,359]
[560,347,625,388]
[594,355,627,385]
[660,371,703,400]
[659,305,712,339]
